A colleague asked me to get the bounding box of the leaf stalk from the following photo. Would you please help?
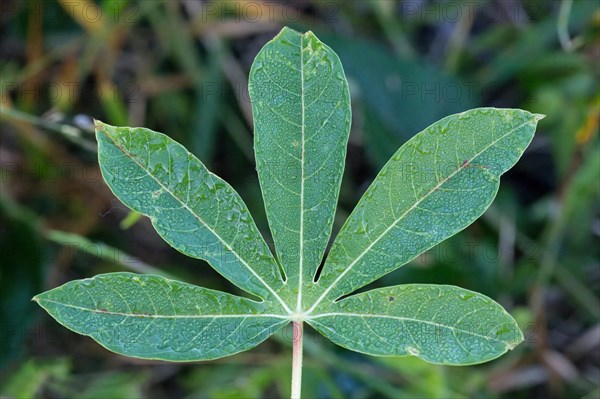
[291,321,304,399]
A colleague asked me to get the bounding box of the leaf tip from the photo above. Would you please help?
[505,338,522,351]
[93,118,105,131]
[533,113,546,122]
[277,25,300,38]
[505,326,525,351]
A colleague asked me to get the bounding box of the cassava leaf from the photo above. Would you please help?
[34,273,288,361]
[35,27,542,374]
[249,27,351,309]
[95,121,289,311]
[308,284,523,365]
[308,108,543,307]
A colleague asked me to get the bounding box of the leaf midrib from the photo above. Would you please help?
[36,298,290,319]
[296,34,306,313]
[307,118,534,314]
[100,130,291,314]
[308,312,515,347]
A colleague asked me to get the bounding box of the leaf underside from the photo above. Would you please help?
[35,27,542,365]
[249,27,352,311]
[309,284,523,365]
[34,273,286,361]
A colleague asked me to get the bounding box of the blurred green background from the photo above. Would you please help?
[0,0,598,398]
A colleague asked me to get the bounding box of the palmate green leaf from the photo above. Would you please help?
[34,273,287,361]
[249,27,351,310]
[304,108,541,364]
[35,27,542,369]
[308,285,523,365]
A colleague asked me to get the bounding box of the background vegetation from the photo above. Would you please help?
[1,0,598,398]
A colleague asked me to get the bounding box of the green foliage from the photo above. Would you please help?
[0,358,149,399]
[250,27,351,310]
[312,108,541,306]
[0,197,44,368]
[35,273,287,361]
[0,359,69,398]
[309,284,522,364]
[35,26,542,384]
[93,117,285,303]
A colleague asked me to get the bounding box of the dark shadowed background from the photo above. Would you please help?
[1,0,599,398]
